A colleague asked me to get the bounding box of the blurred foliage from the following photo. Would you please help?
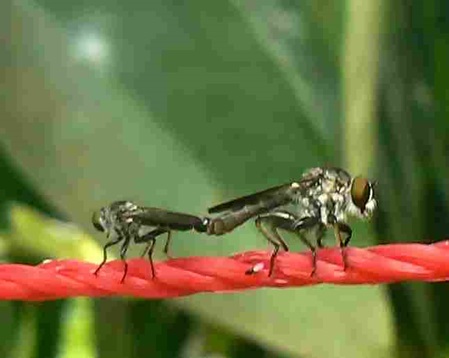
[1,0,449,357]
[0,147,56,228]
[4,204,103,262]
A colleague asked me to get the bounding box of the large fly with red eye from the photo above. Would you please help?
[91,167,377,281]
[203,167,377,276]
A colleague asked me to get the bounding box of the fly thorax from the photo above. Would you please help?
[100,209,115,235]
[317,194,331,225]
[317,193,329,206]
[300,196,310,207]
[289,196,315,219]
[330,193,347,221]
[321,179,336,193]
[122,201,139,212]
[290,192,303,205]
[320,205,330,225]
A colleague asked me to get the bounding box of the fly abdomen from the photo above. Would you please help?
[203,203,267,236]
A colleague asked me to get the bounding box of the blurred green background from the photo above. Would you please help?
[0,0,448,357]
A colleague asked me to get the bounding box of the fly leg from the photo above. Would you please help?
[138,228,167,257]
[119,235,131,283]
[333,222,352,270]
[137,237,157,279]
[316,224,326,248]
[135,228,169,279]
[327,213,352,270]
[248,211,297,276]
[292,217,320,276]
[141,230,172,259]
[146,238,157,279]
[162,231,173,259]
[250,216,289,277]
[94,234,124,276]
[340,223,352,247]
[252,212,320,276]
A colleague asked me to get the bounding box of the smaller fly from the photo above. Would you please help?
[203,167,377,276]
[91,201,206,282]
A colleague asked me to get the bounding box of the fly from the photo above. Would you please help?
[92,167,377,281]
[203,167,377,276]
[91,201,207,282]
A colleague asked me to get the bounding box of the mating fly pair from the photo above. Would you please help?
[92,167,377,281]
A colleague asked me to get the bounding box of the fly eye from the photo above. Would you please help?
[91,211,105,232]
[351,177,371,212]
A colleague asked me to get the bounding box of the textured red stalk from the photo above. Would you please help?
[1,240,449,300]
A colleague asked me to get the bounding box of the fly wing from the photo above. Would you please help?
[208,178,317,214]
[127,207,203,231]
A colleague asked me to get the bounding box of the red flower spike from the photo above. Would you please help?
[0,240,448,301]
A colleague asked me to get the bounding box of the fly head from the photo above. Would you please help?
[348,176,377,219]
[91,210,105,232]
[92,200,139,236]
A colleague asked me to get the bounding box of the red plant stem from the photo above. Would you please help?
[1,240,449,301]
